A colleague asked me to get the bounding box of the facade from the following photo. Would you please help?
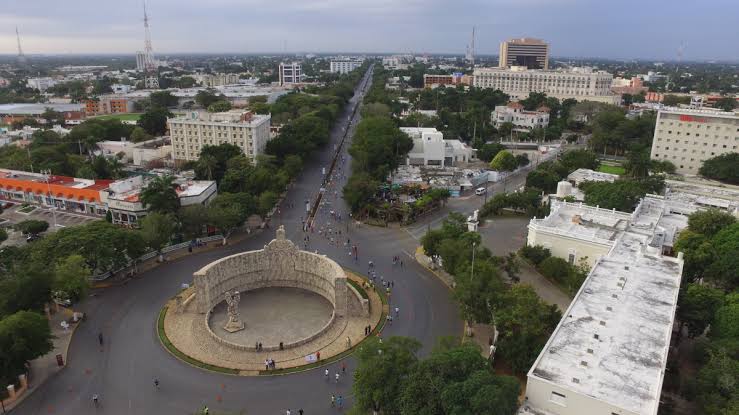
[26,77,57,92]
[499,38,549,70]
[649,107,739,175]
[101,175,216,226]
[197,73,241,87]
[423,73,473,89]
[0,103,85,126]
[330,60,362,74]
[399,127,473,167]
[168,110,271,163]
[84,96,134,116]
[473,66,617,103]
[136,51,147,71]
[492,102,550,132]
[278,62,302,85]
[522,196,686,415]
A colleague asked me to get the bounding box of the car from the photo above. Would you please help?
[475,187,487,196]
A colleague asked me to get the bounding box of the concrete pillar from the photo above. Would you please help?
[19,374,27,389]
[6,384,16,401]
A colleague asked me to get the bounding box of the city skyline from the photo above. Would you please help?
[1,0,738,61]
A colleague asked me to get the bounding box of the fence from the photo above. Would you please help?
[90,234,224,281]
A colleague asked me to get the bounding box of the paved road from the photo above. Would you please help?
[14,67,462,415]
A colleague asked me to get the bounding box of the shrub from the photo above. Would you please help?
[520,245,551,266]
[538,257,570,282]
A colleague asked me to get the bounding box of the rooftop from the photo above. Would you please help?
[567,168,619,185]
[0,103,84,115]
[529,196,686,415]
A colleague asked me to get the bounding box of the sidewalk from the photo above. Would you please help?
[516,260,571,312]
[2,306,80,411]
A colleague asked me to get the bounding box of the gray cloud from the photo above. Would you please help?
[1,0,738,60]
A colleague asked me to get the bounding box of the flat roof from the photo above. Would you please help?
[567,168,619,184]
[529,197,685,415]
[530,202,630,243]
[0,103,84,115]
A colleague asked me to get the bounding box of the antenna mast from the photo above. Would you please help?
[143,1,159,89]
[471,26,475,67]
[16,27,27,64]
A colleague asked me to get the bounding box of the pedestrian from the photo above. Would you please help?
[395,307,399,317]
[337,395,343,408]
[325,368,329,379]
[299,410,304,415]
[265,359,269,371]
[341,361,346,374]
[98,332,103,346]
[335,372,340,383]
[391,280,394,288]
[400,260,404,268]
[286,410,291,415]
[258,342,262,351]
[331,394,335,407]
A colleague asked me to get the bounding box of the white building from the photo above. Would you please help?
[649,107,739,175]
[195,73,241,87]
[168,110,271,163]
[399,127,473,168]
[330,59,363,74]
[111,84,132,94]
[566,168,618,187]
[521,196,686,415]
[278,62,302,85]
[26,77,57,92]
[473,66,618,104]
[100,175,217,226]
[136,51,147,71]
[96,137,172,167]
[492,102,550,132]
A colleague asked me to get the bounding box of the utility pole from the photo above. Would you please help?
[41,170,59,229]
[471,242,476,281]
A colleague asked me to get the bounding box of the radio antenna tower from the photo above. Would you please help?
[465,26,476,67]
[143,1,159,89]
[16,27,27,64]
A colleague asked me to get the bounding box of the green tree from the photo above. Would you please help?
[688,209,736,238]
[0,311,53,384]
[130,126,153,143]
[711,292,739,340]
[706,223,739,289]
[692,349,739,415]
[257,191,278,215]
[361,103,391,118]
[137,106,172,136]
[713,97,737,112]
[352,336,421,414]
[538,256,570,282]
[176,76,197,89]
[139,212,176,259]
[559,149,600,172]
[141,176,180,214]
[195,89,222,108]
[489,150,517,172]
[343,173,380,213]
[476,143,506,163]
[674,229,715,281]
[625,150,651,178]
[520,245,551,266]
[0,228,7,244]
[525,169,560,193]
[650,159,676,174]
[53,254,91,302]
[16,220,49,235]
[195,144,243,183]
[699,153,739,184]
[677,283,725,338]
[207,100,232,113]
[282,154,303,178]
[179,204,209,239]
[207,199,248,244]
[149,91,179,108]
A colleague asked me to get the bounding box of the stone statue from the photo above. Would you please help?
[223,290,245,333]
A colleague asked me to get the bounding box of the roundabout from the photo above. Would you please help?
[160,226,383,374]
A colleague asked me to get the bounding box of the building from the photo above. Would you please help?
[168,110,271,163]
[0,169,111,216]
[399,127,473,168]
[566,168,618,187]
[330,59,363,74]
[522,196,686,415]
[492,102,550,132]
[196,73,241,87]
[136,51,147,71]
[423,73,473,89]
[101,175,216,226]
[97,137,172,167]
[84,96,134,116]
[26,77,57,92]
[611,76,648,96]
[474,66,617,103]
[499,38,549,70]
[278,62,302,85]
[649,107,739,175]
[0,103,85,126]
[111,84,132,94]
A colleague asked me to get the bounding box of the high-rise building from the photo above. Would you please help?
[499,37,549,70]
[473,66,617,104]
[329,59,363,74]
[650,107,739,175]
[279,62,302,85]
[136,51,146,71]
[168,110,271,163]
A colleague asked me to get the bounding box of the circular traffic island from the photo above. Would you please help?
[159,226,383,375]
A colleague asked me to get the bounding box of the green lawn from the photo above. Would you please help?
[92,113,141,122]
[598,165,626,175]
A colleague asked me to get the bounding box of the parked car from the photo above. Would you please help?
[475,187,487,196]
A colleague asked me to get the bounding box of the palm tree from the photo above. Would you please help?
[140,175,180,214]
[197,154,217,180]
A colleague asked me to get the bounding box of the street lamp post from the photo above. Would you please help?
[41,169,58,228]
[471,241,476,281]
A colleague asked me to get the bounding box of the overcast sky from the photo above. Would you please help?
[1,0,738,61]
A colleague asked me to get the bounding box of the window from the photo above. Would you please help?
[550,391,567,406]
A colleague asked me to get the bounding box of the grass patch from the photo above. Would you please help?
[156,306,240,375]
[17,205,37,213]
[347,278,369,299]
[597,164,626,175]
[92,113,141,122]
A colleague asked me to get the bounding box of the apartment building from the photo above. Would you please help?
[84,96,134,116]
[423,73,473,89]
[168,110,271,163]
[196,73,241,87]
[26,77,57,92]
[492,102,550,132]
[330,59,363,74]
[499,37,549,70]
[650,107,739,175]
[278,62,302,85]
[521,196,686,415]
[473,66,617,104]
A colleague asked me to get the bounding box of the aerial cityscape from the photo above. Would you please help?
[0,1,737,415]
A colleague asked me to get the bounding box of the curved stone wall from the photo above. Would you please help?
[193,226,348,321]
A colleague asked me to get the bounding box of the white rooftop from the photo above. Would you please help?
[567,168,619,185]
[528,196,686,415]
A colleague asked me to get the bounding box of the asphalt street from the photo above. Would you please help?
[13,67,462,415]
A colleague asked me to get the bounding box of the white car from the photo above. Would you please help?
[475,187,487,196]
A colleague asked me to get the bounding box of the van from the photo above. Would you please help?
[475,187,487,196]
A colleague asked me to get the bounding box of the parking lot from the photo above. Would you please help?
[0,203,100,246]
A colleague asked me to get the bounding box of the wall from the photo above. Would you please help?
[524,376,639,415]
[527,226,612,267]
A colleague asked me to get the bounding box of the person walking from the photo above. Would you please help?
[98,332,103,346]
[286,410,291,415]
[335,372,340,383]
[325,368,329,380]
[337,395,343,408]
[341,361,346,374]
[331,394,336,407]
[154,378,159,389]
[395,307,399,318]
[298,409,304,415]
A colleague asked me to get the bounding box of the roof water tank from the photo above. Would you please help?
[556,181,572,198]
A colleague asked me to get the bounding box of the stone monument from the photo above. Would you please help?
[223,290,245,332]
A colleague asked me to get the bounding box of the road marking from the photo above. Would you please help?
[402,250,413,259]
